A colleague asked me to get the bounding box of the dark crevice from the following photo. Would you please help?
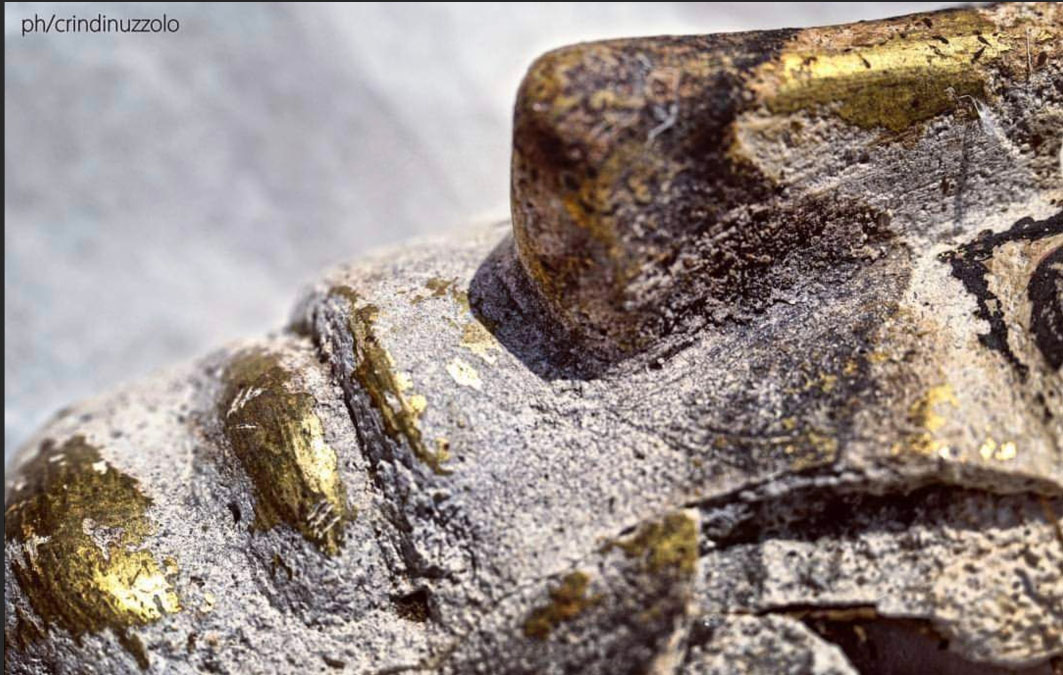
[800,615,1054,675]
[322,655,347,669]
[227,501,241,524]
[685,605,1057,674]
[690,479,1062,673]
[391,588,432,623]
[698,480,1061,551]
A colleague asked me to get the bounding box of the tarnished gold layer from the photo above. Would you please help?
[221,350,350,554]
[5,436,180,667]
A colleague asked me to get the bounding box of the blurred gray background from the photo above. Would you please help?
[5,2,959,462]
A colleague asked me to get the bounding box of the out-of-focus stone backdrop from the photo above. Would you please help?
[4,2,960,462]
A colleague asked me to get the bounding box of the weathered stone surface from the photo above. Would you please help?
[512,3,1062,356]
[6,3,1063,673]
[680,615,857,675]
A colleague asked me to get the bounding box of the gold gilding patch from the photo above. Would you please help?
[407,394,428,415]
[605,512,698,576]
[221,350,350,554]
[523,571,599,640]
[754,10,1010,131]
[424,277,455,298]
[5,436,181,667]
[784,428,841,471]
[912,384,957,433]
[411,277,471,312]
[978,437,1018,462]
[332,286,452,474]
[460,321,500,364]
[891,384,958,457]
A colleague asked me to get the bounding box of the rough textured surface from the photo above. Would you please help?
[681,615,857,675]
[6,1,960,463]
[511,3,1062,355]
[5,4,1063,674]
